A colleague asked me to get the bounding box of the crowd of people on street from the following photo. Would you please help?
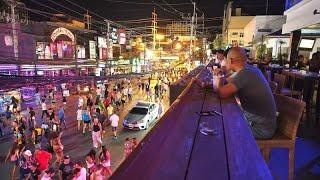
[0,75,169,180]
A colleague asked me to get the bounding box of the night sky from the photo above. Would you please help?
[21,0,285,35]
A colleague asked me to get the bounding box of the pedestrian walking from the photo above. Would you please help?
[34,148,52,172]
[131,138,139,151]
[99,145,112,177]
[107,105,113,120]
[128,86,133,101]
[28,107,36,129]
[124,138,132,158]
[18,150,36,180]
[41,100,49,121]
[121,93,126,107]
[82,108,91,134]
[58,106,66,129]
[115,92,121,110]
[78,95,84,108]
[59,155,73,180]
[11,96,19,113]
[5,143,24,180]
[50,132,64,166]
[85,150,97,178]
[35,91,41,107]
[31,128,42,149]
[73,161,87,180]
[76,107,83,131]
[91,118,102,149]
[109,113,119,139]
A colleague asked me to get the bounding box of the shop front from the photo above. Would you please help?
[283,0,320,60]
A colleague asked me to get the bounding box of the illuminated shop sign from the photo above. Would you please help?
[51,27,75,42]
[98,37,107,48]
[89,40,96,59]
[118,29,126,45]
[111,27,118,44]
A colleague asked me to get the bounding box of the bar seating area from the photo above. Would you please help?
[252,59,320,179]
[111,61,320,180]
[111,65,273,180]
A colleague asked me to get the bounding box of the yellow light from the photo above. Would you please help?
[156,34,165,40]
[175,43,182,50]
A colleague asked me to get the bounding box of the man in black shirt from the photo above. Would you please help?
[59,155,73,180]
[29,163,41,180]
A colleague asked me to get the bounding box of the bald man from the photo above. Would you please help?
[218,47,277,139]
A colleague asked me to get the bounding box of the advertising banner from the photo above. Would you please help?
[89,40,96,59]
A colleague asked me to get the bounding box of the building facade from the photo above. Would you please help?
[282,0,320,60]
[243,16,286,47]
[224,16,254,47]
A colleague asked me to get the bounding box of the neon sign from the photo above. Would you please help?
[51,27,75,42]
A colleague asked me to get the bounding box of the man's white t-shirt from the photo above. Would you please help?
[76,109,82,120]
[78,98,83,107]
[128,87,133,95]
[41,102,47,110]
[73,167,87,180]
[110,114,119,127]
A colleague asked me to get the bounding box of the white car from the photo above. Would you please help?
[123,101,160,130]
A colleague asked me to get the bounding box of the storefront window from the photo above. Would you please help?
[76,45,86,59]
[37,41,74,59]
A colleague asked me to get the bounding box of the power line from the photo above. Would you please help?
[29,0,103,31]
[101,0,191,6]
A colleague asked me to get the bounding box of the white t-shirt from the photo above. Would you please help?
[128,87,133,95]
[110,114,119,127]
[41,102,47,110]
[73,167,87,180]
[76,109,82,120]
[78,98,83,107]
[123,88,128,96]
[41,174,52,180]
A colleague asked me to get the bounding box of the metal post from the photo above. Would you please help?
[9,0,20,75]
[74,34,78,76]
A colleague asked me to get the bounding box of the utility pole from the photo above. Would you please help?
[5,0,20,75]
[152,8,157,53]
[84,10,92,30]
[189,1,196,71]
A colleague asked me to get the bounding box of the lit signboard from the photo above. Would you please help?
[89,40,96,59]
[51,27,75,42]
[98,37,107,48]
[118,29,126,45]
[111,27,118,44]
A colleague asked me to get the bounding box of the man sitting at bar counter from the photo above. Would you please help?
[218,47,277,139]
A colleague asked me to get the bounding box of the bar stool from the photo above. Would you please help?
[256,94,305,180]
[268,81,278,94]
[274,73,303,99]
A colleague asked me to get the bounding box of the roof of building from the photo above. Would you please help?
[228,16,255,29]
